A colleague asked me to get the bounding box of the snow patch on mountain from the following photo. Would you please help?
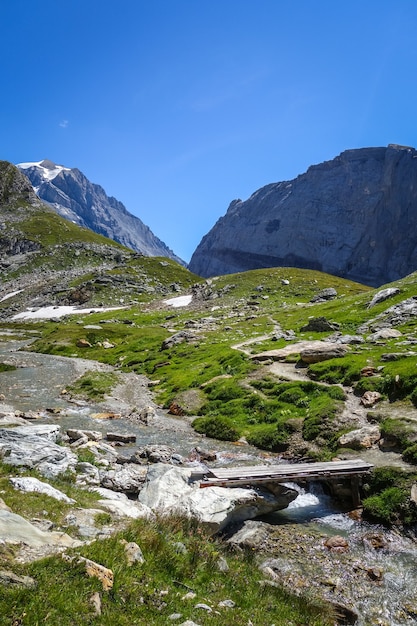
[18,160,70,182]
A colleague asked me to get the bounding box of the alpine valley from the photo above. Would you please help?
[2,158,417,625]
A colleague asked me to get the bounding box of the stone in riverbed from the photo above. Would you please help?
[67,429,103,442]
[338,426,381,449]
[138,464,298,534]
[360,391,382,407]
[106,432,136,444]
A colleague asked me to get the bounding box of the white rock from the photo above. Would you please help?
[98,499,153,519]
[138,464,297,534]
[0,510,80,548]
[9,477,75,503]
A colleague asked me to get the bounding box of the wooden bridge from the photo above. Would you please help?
[197,458,374,507]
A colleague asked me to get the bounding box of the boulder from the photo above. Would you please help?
[138,464,298,534]
[360,391,382,407]
[161,331,197,350]
[106,432,136,444]
[75,462,100,486]
[0,509,80,549]
[324,535,349,551]
[67,429,103,442]
[338,426,381,449]
[0,427,77,478]
[300,317,339,332]
[133,444,176,464]
[100,464,147,494]
[9,477,75,503]
[10,424,61,442]
[99,498,152,519]
[299,343,348,364]
[367,287,400,308]
[310,288,337,303]
[0,570,36,589]
[227,520,271,549]
[367,328,402,342]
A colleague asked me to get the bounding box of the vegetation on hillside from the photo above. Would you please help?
[4,196,417,526]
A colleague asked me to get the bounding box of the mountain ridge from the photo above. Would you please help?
[189,144,417,286]
[18,159,184,265]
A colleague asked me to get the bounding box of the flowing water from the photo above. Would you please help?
[1,341,417,624]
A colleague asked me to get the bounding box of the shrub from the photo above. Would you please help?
[302,395,339,442]
[246,424,291,452]
[192,416,240,441]
[326,385,346,401]
[204,379,247,402]
[278,387,310,407]
[402,444,417,464]
[362,487,408,524]
[308,355,366,385]
[380,418,412,451]
[0,362,16,372]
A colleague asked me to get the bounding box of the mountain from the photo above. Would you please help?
[17,159,184,265]
[189,144,417,286]
[0,161,197,319]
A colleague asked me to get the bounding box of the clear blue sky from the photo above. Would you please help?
[2,1,417,262]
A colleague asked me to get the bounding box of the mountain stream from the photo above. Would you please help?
[1,340,417,624]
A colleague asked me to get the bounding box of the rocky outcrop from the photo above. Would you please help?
[0,161,38,205]
[138,464,298,534]
[18,159,183,264]
[189,145,417,286]
[0,426,77,478]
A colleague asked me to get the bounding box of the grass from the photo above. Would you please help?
[0,362,16,372]
[0,460,102,528]
[66,371,120,401]
[0,515,333,626]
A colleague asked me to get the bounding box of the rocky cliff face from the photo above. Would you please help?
[18,160,184,265]
[189,145,417,286]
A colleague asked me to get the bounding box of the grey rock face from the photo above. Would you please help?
[18,160,183,264]
[189,145,417,286]
[0,426,77,478]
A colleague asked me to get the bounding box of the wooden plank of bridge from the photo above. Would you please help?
[198,459,373,488]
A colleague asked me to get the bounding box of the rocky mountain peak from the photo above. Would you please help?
[17,160,184,264]
[189,145,417,286]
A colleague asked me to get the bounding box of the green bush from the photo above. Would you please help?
[362,487,408,524]
[246,424,291,452]
[192,416,240,441]
[364,466,408,492]
[302,395,339,442]
[361,466,417,525]
[308,355,366,385]
[204,379,247,402]
[402,444,417,464]
[326,385,346,401]
[380,418,412,451]
[278,387,310,407]
[0,362,16,372]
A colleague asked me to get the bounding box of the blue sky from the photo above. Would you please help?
[2,1,417,262]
